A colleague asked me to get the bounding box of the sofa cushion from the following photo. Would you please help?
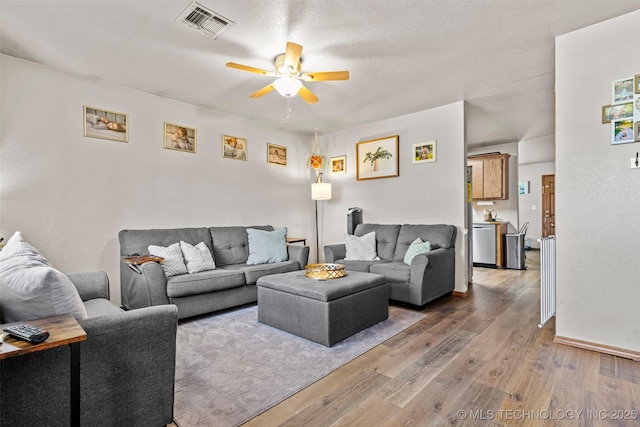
[333,259,388,273]
[354,224,401,261]
[370,261,411,283]
[344,231,379,261]
[404,238,431,265]
[148,243,187,277]
[209,226,273,266]
[166,269,246,298]
[83,298,124,318]
[180,241,216,273]
[0,231,88,323]
[246,228,288,265]
[393,224,456,262]
[119,227,213,256]
[220,260,300,285]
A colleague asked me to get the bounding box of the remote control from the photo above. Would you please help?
[3,324,50,344]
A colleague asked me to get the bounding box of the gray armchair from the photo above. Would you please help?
[0,271,178,426]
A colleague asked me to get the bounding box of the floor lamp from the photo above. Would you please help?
[311,172,332,263]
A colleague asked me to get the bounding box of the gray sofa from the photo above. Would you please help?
[324,223,457,308]
[0,271,178,427]
[119,225,310,319]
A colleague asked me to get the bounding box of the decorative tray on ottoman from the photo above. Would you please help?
[305,263,346,280]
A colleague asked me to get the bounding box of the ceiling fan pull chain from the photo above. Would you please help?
[286,96,292,119]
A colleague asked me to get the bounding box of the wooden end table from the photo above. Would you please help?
[1,314,87,426]
[123,255,163,274]
[286,237,306,245]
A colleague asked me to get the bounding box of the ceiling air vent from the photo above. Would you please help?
[176,2,234,39]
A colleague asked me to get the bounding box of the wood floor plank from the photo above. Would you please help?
[244,252,640,427]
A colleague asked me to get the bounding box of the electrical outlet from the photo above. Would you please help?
[631,157,640,169]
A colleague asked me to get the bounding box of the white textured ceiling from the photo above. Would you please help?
[2,0,639,150]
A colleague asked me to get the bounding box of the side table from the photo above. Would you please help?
[286,237,307,245]
[123,255,163,274]
[1,314,87,426]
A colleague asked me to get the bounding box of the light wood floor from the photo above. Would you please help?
[244,251,640,427]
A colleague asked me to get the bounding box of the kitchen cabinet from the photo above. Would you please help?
[467,153,510,200]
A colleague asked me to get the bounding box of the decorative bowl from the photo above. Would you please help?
[305,263,346,280]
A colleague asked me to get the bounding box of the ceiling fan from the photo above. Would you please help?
[225,42,349,104]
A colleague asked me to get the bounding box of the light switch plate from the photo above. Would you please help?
[631,157,640,169]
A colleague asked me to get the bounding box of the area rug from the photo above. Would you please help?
[173,304,425,427]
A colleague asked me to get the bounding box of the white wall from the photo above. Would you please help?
[321,102,468,293]
[468,142,519,231]
[517,161,555,249]
[555,10,640,353]
[0,55,312,305]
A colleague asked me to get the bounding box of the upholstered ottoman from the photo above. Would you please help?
[256,270,388,346]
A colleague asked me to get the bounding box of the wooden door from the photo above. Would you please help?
[483,157,505,199]
[542,174,555,237]
[468,159,484,199]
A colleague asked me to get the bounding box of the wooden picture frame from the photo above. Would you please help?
[603,103,633,123]
[222,134,247,160]
[330,155,346,174]
[267,143,287,166]
[635,121,640,142]
[635,74,640,94]
[164,122,196,153]
[84,105,128,142]
[412,140,437,164]
[356,135,399,181]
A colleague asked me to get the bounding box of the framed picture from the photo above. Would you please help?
[635,95,640,118]
[412,140,437,164]
[636,121,640,142]
[84,105,128,142]
[603,103,633,123]
[611,119,634,144]
[518,181,530,194]
[330,155,346,174]
[612,77,634,104]
[164,122,196,153]
[356,135,399,181]
[267,143,287,166]
[222,134,247,160]
[635,74,640,94]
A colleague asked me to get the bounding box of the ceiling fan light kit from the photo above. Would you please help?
[225,41,349,107]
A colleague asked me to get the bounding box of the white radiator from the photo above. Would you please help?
[538,236,556,328]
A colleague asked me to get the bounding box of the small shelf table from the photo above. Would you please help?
[286,237,307,245]
[1,314,87,426]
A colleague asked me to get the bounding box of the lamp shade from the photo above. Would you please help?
[273,77,302,97]
[311,182,332,200]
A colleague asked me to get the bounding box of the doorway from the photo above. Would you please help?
[542,174,555,237]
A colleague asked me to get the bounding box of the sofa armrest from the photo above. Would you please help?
[287,244,310,268]
[66,271,110,301]
[120,258,170,310]
[409,248,455,304]
[78,304,178,425]
[324,244,346,263]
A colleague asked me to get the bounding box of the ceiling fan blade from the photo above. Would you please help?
[284,42,303,73]
[300,71,350,82]
[226,62,275,76]
[250,84,275,98]
[297,85,319,104]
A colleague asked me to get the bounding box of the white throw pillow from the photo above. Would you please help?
[403,237,431,265]
[344,231,380,261]
[148,243,187,277]
[0,231,88,323]
[179,241,216,273]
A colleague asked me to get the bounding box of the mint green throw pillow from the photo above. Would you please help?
[403,237,431,265]
[246,228,288,265]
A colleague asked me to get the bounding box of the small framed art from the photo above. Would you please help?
[222,134,247,160]
[164,122,196,153]
[330,155,346,174]
[635,74,640,94]
[412,140,437,164]
[267,143,287,166]
[636,121,640,142]
[356,135,399,181]
[612,77,634,104]
[611,119,634,144]
[84,105,128,142]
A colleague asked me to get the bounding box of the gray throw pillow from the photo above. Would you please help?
[0,231,88,323]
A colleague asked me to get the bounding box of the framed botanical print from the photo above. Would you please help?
[356,135,399,180]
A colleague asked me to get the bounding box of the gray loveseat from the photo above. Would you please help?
[324,223,457,308]
[119,225,310,319]
[0,271,178,426]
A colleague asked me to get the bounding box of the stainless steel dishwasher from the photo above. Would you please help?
[473,223,496,266]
